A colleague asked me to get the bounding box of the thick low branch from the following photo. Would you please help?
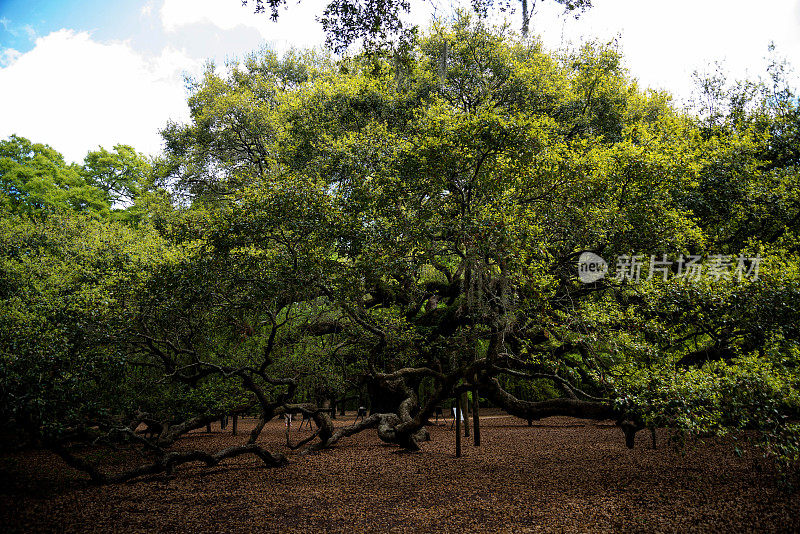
[483,378,615,421]
[154,398,256,447]
[302,413,384,454]
[49,442,287,485]
[158,414,222,447]
[375,367,446,382]
[482,377,642,448]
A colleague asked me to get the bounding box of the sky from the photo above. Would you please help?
[1,0,799,163]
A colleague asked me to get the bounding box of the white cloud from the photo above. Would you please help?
[0,48,21,67]
[161,0,256,32]
[0,30,202,163]
[160,0,325,53]
[0,17,39,42]
[21,24,37,41]
[141,2,154,17]
[528,0,800,101]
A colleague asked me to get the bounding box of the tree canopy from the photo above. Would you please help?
[1,17,798,483]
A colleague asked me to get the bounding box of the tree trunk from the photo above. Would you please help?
[367,379,409,415]
[462,393,470,438]
[521,0,530,37]
[455,398,462,458]
[472,386,480,447]
[249,416,266,444]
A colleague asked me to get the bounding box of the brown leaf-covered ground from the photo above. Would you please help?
[1,410,798,533]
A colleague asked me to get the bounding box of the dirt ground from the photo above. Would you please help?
[1,410,798,533]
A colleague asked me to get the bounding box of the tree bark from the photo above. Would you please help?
[482,378,637,447]
[455,399,462,458]
[49,442,286,485]
[472,386,480,447]
[462,393,470,438]
[521,0,531,37]
[249,415,267,444]
[483,378,615,421]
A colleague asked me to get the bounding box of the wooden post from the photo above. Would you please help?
[472,386,480,446]
[462,393,469,438]
[455,400,461,458]
[232,415,238,436]
[206,422,212,433]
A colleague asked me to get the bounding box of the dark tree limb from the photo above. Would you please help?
[482,377,640,447]
[49,442,286,485]
[483,378,615,421]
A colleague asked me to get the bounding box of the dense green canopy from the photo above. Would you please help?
[1,18,798,482]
